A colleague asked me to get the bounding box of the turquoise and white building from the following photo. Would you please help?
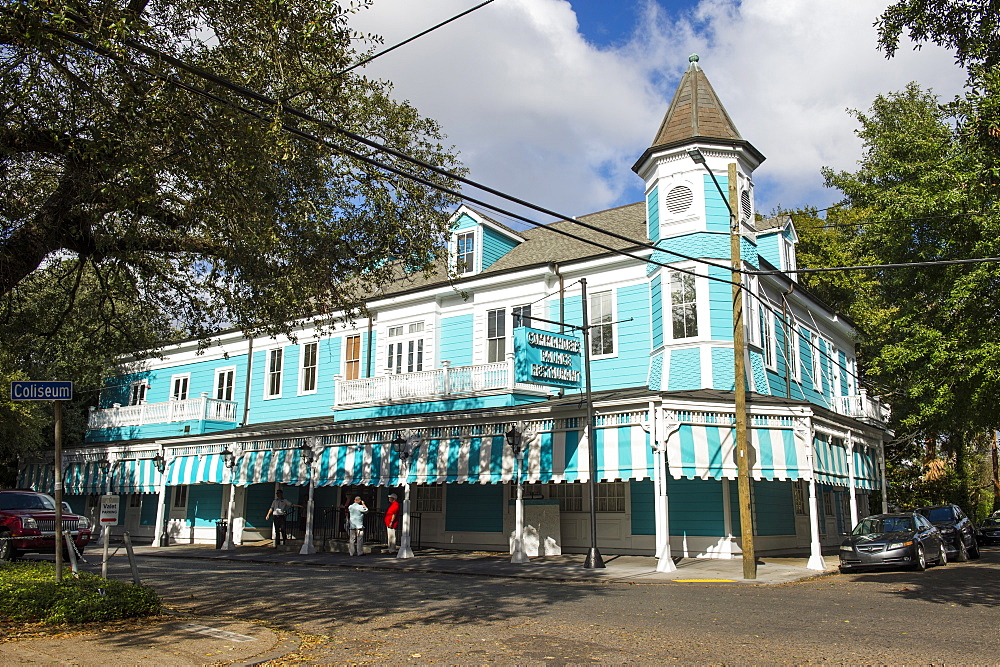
[17,58,889,565]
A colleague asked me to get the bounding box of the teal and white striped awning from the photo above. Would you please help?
[813,435,848,485]
[315,423,655,487]
[112,459,160,494]
[165,453,227,485]
[17,463,54,493]
[852,445,880,491]
[667,423,807,481]
[64,461,108,495]
[232,448,309,487]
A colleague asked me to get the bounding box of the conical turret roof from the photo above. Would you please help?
[633,55,764,172]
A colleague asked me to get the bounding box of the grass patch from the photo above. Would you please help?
[0,561,161,624]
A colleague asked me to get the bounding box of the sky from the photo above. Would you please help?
[348,0,966,227]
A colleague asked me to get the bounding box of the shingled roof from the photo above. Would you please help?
[633,56,765,171]
[372,202,648,299]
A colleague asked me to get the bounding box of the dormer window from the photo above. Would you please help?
[456,231,475,274]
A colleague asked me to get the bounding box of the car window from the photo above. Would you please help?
[921,507,955,522]
[0,492,56,511]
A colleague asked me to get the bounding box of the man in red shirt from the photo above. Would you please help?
[384,493,401,552]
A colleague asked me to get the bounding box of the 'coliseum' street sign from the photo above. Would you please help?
[10,381,73,401]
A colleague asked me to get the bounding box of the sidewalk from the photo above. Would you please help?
[128,542,839,585]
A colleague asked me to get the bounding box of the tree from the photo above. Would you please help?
[1,0,463,344]
[823,83,1000,516]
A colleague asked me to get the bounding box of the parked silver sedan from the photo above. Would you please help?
[839,512,946,572]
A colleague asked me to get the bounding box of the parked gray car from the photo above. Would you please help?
[915,504,980,561]
[839,512,946,572]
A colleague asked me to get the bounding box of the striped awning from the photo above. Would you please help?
[667,424,807,481]
[112,459,160,494]
[813,435,849,485]
[315,424,655,487]
[17,463,54,493]
[64,461,108,495]
[852,445,880,491]
[232,448,309,487]
[165,453,227,485]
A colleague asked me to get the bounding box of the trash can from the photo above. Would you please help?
[215,519,228,549]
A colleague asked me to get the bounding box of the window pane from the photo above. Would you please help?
[487,309,506,362]
[345,335,361,380]
[670,272,698,339]
[589,292,614,355]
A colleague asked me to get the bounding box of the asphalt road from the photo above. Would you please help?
[63,547,1000,663]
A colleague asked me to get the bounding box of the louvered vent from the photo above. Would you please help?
[740,190,752,223]
[665,185,693,214]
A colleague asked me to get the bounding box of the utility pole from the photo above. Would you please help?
[728,162,756,579]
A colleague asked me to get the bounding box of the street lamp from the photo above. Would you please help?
[506,425,528,564]
[220,444,242,551]
[688,147,756,579]
[299,439,319,555]
[391,432,421,559]
[153,453,166,474]
[222,447,236,469]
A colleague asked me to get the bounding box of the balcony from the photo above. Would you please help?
[834,390,890,427]
[88,393,239,430]
[335,360,546,406]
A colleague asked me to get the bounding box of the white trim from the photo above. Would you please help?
[298,341,320,395]
[263,347,285,400]
[589,288,618,360]
[170,373,190,401]
[214,366,237,402]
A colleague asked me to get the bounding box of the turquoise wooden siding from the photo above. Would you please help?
[749,350,769,394]
[650,275,663,349]
[708,266,733,340]
[668,478,724,536]
[711,347,734,390]
[756,232,781,269]
[454,212,477,231]
[648,352,663,391]
[704,174,730,233]
[140,495,159,526]
[753,481,795,535]
[667,347,701,390]
[482,227,519,270]
[630,479,655,535]
[186,485,224,527]
[244,484,275,530]
[647,186,659,243]
[249,337,341,424]
[445,483,503,532]
[439,315,474,367]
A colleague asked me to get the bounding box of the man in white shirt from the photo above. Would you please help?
[265,489,298,547]
[348,496,368,556]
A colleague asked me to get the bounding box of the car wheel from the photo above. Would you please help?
[937,544,947,566]
[955,540,969,562]
[913,545,927,571]
[969,540,980,559]
[0,530,17,561]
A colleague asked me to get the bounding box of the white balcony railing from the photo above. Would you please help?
[88,394,239,430]
[336,360,531,406]
[834,390,890,426]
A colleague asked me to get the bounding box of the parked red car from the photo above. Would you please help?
[0,490,92,561]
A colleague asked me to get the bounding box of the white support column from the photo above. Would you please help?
[221,482,237,551]
[720,477,736,558]
[806,427,826,570]
[398,473,415,559]
[845,433,858,531]
[649,403,664,559]
[299,477,317,555]
[152,468,168,547]
[879,441,889,513]
[511,450,527,564]
[656,406,678,573]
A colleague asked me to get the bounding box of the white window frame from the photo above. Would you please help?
[264,348,284,399]
[172,485,188,510]
[512,304,532,329]
[830,343,842,397]
[595,481,626,513]
[170,373,190,401]
[414,484,443,512]
[789,327,802,381]
[214,366,236,402]
[455,230,476,274]
[811,333,823,391]
[846,356,857,396]
[487,308,506,363]
[386,322,425,374]
[546,482,583,512]
[299,341,319,395]
[128,381,148,406]
[761,310,775,369]
[589,290,616,359]
[668,270,699,340]
[344,334,362,381]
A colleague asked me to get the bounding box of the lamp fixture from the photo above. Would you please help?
[299,441,315,465]
[222,447,235,469]
[505,426,523,457]
[153,453,166,474]
[687,148,706,164]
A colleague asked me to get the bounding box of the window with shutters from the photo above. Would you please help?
[344,335,361,380]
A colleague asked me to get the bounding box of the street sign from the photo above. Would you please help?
[10,381,73,401]
[100,495,120,526]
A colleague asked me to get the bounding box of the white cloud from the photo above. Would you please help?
[348,0,966,223]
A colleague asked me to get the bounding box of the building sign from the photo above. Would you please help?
[513,328,582,388]
[100,494,120,526]
[10,381,73,401]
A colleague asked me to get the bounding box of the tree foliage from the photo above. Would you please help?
[1,0,463,343]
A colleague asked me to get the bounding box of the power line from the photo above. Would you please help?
[750,255,1000,276]
[340,0,499,75]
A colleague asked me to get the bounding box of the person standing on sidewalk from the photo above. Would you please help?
[348,496,368,556]
[265,490,298,547]
[384,493,401,552]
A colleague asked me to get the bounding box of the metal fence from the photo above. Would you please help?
[317,507,421,551]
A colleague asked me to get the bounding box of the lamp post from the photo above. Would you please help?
[688,148,756,579]
[506,425,528,564]
[299,439,318,555]
[152,451,169,547]
[391,433,421,559]
[221,445,238,551]
[580,277,605,569]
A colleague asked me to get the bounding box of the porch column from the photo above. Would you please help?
[152,463,168,547]
[221,483,237,550]
[300,439,320,555]
[845,433,858,530]
[806,428,825,571]
[655,406,678,573]
[879,440,889,513]
[721,478,736,558]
